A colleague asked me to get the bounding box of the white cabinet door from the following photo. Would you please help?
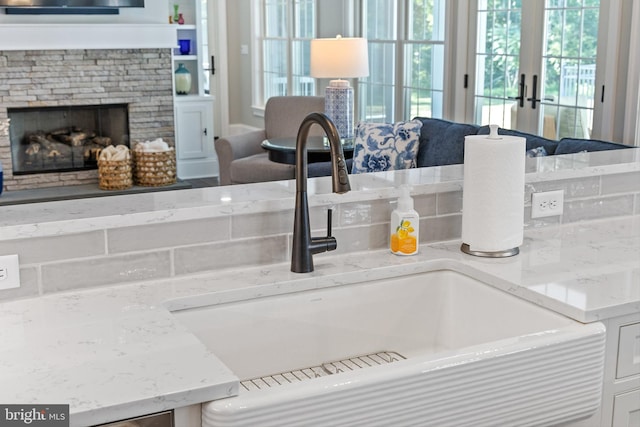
[176,100,212,159]
[617,322,640,379]
[174,98,218,179]
[612,388,640,427]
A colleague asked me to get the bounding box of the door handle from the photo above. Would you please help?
[526,75,540,109]
[203,128,208,136]
[508,73,526,108]
[204,56,216,77]
[526,75,554,109]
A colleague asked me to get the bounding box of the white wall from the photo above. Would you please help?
[226,0,255,128]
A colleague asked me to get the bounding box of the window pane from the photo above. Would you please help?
[474,0,522,128]
[563,10,582,55]
[359,81,395,122]
[265,0,288,38]
[367,42,396,86]
[581,8,599,57]
[292,40,315,95]
[264,72,287,98]
[294,0,315,38]
[476,11,489,55]
[258,0,315,106]
[404,43,444,118]
[556,104,594,139]
[363,0,396,40]
[542,0,599,138]
[408,0,445,41]
[474,0,521,129]
[404,87,443,119]
[359,41,396,122]
[264,39,288,98]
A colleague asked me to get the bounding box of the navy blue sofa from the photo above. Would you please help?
[414,117,633,168]
[310,117,632,177]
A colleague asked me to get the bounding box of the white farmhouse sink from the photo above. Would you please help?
[171,267,606,427]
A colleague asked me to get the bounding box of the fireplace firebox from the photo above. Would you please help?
[8,104,130,175]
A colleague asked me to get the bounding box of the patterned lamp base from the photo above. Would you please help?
[324,81,354,139]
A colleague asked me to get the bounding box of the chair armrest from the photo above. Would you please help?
[214,129,267,185]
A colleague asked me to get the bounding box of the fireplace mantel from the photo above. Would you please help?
[0,24,175,50]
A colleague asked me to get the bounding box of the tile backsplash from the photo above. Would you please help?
[1,158,638,301]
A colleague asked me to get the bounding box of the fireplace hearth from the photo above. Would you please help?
[9,104,130,175]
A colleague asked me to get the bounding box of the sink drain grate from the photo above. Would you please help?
[240,351,406,392]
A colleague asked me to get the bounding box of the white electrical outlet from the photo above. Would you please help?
[0,254,21,290]
[531,190,564,218]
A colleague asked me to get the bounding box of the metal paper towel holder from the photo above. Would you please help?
[460,243,519,258]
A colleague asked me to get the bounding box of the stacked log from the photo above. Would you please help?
[21,127,115,167]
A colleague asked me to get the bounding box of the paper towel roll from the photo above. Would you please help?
[461,125,525,254]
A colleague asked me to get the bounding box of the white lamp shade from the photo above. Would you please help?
[310,37,369,79]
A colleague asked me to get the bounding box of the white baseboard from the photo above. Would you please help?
[177,158,219,180]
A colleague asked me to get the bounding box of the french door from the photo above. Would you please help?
[203,0,230,137]
[468,0,602,140]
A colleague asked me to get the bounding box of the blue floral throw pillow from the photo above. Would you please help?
[351,120,423,174]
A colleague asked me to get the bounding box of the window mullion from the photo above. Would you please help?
[395,0,407,121]
[254,0,265,107]
[287,0,294,96]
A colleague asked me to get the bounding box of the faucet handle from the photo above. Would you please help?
[324,208,337,251]
[310,209,338,255]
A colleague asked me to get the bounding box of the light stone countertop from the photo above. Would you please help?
[0,214,638,426]
[1,148,638,241]
[0,148,638,426]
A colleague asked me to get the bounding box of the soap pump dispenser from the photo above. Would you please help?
[390,185,419,255]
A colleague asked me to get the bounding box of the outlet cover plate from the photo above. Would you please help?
[531,190,564,218]
[0,254,20,290]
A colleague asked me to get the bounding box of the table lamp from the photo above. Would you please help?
[311,36,369,139]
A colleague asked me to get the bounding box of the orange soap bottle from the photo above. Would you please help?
[390,185,419,256]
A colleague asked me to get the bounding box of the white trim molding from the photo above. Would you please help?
[0,24,176,51]
[624,1,640,145]
[213,0,230,137]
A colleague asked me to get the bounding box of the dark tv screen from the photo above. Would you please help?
[1,0,144,14]
[0,0,144,7]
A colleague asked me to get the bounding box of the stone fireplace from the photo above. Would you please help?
[9,103,129,175]
[0,48,175,191]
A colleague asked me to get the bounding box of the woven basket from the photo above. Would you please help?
[98,158,133,190]
[133,150,177,187]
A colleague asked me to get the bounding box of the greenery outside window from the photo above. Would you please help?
[472,0,601,139]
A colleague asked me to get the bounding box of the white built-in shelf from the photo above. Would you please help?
[174,94,214,103]
[174,55,198,61]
